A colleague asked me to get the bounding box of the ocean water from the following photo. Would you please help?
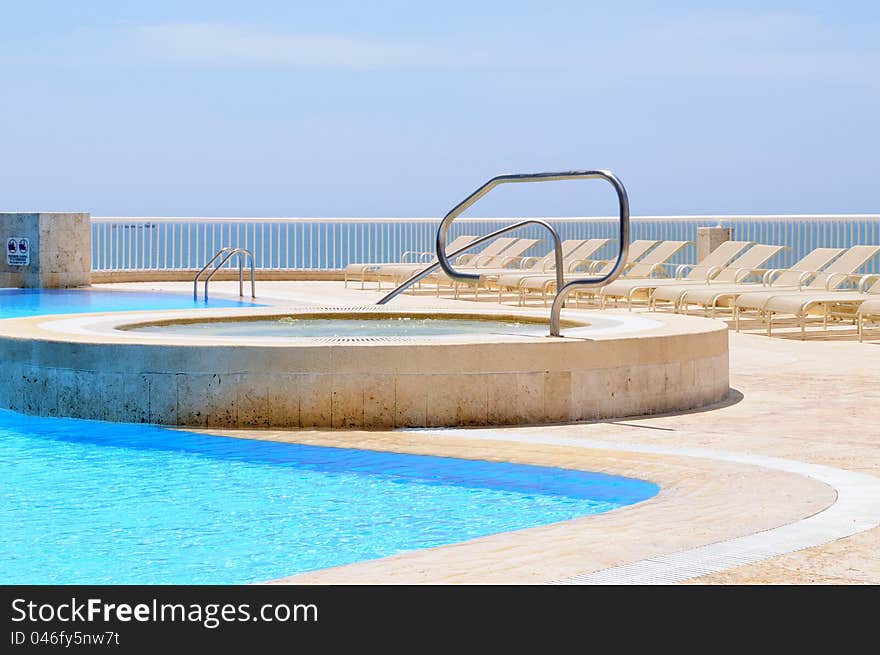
[92,218,880,274]
[0,410,659,584]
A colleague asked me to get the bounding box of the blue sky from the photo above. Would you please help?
[1,1,878,217]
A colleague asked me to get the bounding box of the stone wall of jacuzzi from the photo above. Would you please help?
[0,310,729,428]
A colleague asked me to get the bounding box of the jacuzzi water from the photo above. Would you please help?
[130,316,560,337]
[0,288,259,320]
[0,409,658,584]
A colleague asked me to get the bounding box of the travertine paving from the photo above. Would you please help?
[104,280,880,584]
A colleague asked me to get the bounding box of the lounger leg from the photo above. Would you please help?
[767,313,772,337]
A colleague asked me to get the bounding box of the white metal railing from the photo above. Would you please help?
[90,215,880,274]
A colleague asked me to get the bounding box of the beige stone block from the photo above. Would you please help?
[121,373,151,423]
[487,373,512,424]
[454,374,489,426]
[175,374,208,426]
[331,374,364,429]
[394,374,429,427]
[364,374,395,429]
[56,369,89,419]
[543,370,572,423]
[516,372,545,424]
[679,359,696,390]
[147,373,178,425]
[266,374,301,428]
[694,356,715,395]
[96,372,124,422]
[237,375,269,428]
[205,372,239,427]
[423,373,484,426]
[20,366,49,416]
[299,373,331,428]
[0,362,26,412]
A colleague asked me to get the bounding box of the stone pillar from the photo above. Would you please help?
[0,212,91,288]
[696,224,733,262]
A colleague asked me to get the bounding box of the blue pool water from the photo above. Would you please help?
[0,410,658,584]
[0,288,258,320]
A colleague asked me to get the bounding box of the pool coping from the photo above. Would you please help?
[191,425,848,585]
[431,428,880,585]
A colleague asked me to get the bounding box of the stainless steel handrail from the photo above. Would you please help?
[193,247,234,299]
[378,170,630,337]
[194,247,256,300]
[376,219,564,305]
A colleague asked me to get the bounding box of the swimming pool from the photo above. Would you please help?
[0,409,658,584]
[0,288,259,320]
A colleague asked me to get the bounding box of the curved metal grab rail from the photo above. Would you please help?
[378,170,629,336]
[194,247,234,299]
[194,247,256,300]
[376,219,564,305]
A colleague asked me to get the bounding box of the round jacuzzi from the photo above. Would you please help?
[0,306,730,429]
[117,310,649,341]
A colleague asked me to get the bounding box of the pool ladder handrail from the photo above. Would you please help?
[377,170,630,337]
[193,247,256,300]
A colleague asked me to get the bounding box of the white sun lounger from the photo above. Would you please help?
[673,247,845,317]
[343,234,477,289]
[597,240,753,309]
[648,243,785,311]
[732,245,880,336]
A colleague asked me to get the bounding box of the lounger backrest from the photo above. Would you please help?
[710,244,784,283]
[478,238,539,268]
[454,236,516,265]
[443,234,479,256]
[771,247,844,286]
[530,239,588,270]
[591,240,659,276]
[626,239,661,263]
[680,240,754,280]
[624,240,689,277]
[566,238,611,268]
[422,234,478,263]
[805,245,880,289]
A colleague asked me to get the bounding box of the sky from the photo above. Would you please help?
[1,1,878,217]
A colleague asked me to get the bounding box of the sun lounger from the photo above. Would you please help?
[598,240,753,309]
[490,238,612,302]
[426,237,541,296]
[732,245,880,336]
[587,240,661,277]
[343,234,477,289]
[514,239,686,306]
[648,244,785,311]
[373,236,520,289]
[857,293,880,342]
[455,238,593,299]
[673,247,845,316]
